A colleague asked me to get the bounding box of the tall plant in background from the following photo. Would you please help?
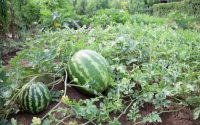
[17,0,40,29]
[97,0,110,9]
[128,0,160,14]
[39,0,76,29]
[0,0,28,38]
[128,0,146,14]
[110,0,124,10]
[9,0,17,38]
[76,0,88,15]
[84,0,110,15]
[0,0,8,37]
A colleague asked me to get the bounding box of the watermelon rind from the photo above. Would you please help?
[68,50,112,95]
[19,82,51,114]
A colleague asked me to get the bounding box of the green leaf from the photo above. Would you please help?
[108,118,120,125]
[11,118,17,125]
[143,112,162,123]
[127,103,141,122]
[186,96,200,107]
[42,118,51,125]
[193,107,200,120]
[50,90,64,102]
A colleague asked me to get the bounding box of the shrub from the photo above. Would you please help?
[128,0,161,14]
[185,0,200,16]
[76,0,110,15]
[39,0,76,29]
[153,0,200,17]
[167,12,196,29]
[109,0,129,10]
[88,0,110,14]
[131,14,165,25]
[128,0,146,14]
[75,0,88,15]
[153,2,185,16]
[91,9,130,27]
[19,1,40,28]
[0,0,8,34]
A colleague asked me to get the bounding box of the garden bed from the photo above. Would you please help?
[3,53,200,125]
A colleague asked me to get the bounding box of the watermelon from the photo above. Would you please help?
[19,82,51,114]
[68,50,112,95]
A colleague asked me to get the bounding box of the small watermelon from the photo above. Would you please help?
[68,50,112,95]
[19,82,51,114]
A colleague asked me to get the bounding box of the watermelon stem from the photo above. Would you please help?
[40,69,86,122]
[41,69,70,121]
[82,120,96,125]
[158,106,186,115]
[116,99,135,120]
[55,115,72,125]
[49,77,64,91]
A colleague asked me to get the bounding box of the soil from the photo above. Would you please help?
[3,53,200,125]
[15,84,200,125]
[1,50,18,65]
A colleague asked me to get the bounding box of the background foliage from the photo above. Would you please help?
[0,0,199,38]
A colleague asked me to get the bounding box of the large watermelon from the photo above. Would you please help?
[68,50,112,95]
[19,82,51,114]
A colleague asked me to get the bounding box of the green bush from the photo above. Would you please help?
[39,0,76,29]
[167,12,196,29]
[128,0,146,14]
[75,0,110,15]
[128,0,162,14]
[131,14,165,25]
[0,0,8,34]
[153,2,185,16]
[91,9,130,27]
[153,0,200,17]
[19,1,41,28]
[185,0,200,16]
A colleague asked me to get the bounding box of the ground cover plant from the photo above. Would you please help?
[1,19,200,124]
[0,0,200,125]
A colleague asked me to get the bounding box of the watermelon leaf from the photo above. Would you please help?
[193,107,200,120]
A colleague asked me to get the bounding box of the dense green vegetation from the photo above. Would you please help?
[0,0,200,124]
[1,0,199,37]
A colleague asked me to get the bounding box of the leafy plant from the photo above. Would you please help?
[0,0,8,35]
[91,9,130,27]
[167,12,196,29]
[1,11,200,124]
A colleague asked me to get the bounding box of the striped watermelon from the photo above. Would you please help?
[19,82,51,114]
[68,50,112,95]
